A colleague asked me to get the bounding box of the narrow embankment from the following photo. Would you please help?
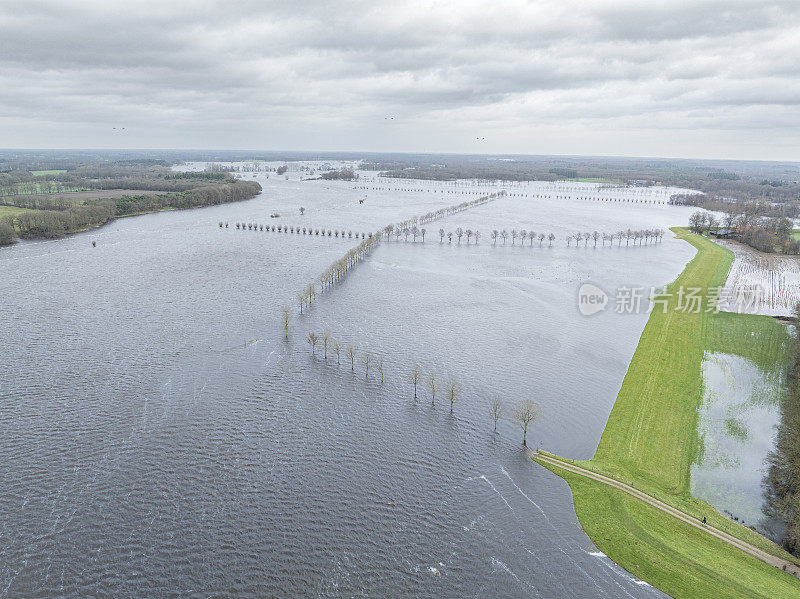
[535,451,799,576]
[537,228,800,599]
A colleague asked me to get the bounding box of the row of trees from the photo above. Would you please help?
[282,192,509,330]
[230,222,369,239]
[302,336,541,444]
[282,231,384,325]
[385,226,664,247]
[564,228,665,247]
[386,191,506,236]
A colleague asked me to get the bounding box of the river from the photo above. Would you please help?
[0,166,699,597]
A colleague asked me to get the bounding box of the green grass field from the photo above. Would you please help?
[536,227,800,597]
[30,169,67,176]
[543,464,800,599]
[0,205,32,218]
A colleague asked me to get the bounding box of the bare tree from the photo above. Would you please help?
[474,230,481,244]
[446,379,462,413]
[281,306,292,338]
[321,330,331,359]
[466,229,473,244]
[420,228,426,242]
[377,356,384,383]
[512,400,540,446]
[538,232,545,246]
[548,233,555,246]
[501,230,508,245]
[490,398,503,432]
[307,332,319,355]
[592,231,600,247]
[456,227,464,244]
[363,350,373,378]
[511,229,518,245]
[346,344,357,371]
[439,228,445,243]
[491,230,499,245]
[408,365,422,398]
[427,372,437,404]
[332,340,341,365]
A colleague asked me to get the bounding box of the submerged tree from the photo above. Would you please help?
[490,398,503,432]
[307,332,319,355]
[427,372,437,404]
[321,330,331,360]
[345,343,357,371]
[281,306,292,338]
[446,379,462,413]
[363,350,373,378]
[512,400,540,446]
[408,365,422,398]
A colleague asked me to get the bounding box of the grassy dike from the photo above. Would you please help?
[536,227,800,598]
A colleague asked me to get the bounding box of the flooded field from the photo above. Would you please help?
[691,352,786,537]
[0,164,700,597]
[718,240,800,317]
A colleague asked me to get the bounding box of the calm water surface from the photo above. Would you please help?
[0,168,699,597]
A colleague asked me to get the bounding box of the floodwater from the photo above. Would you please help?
[691,352,785,538]
[0,164,700,597]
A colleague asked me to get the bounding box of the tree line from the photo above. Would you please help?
[280,230,383,326]
[1,181,261,244]
[764,304,800,556]
[563,228,664,247]
[229,222,369,239]
[303,330,542,445]
[280,192,508,328]
[688,209,799,254]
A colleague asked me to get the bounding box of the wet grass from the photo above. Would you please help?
[536,227,800,596]
[543,462,800,599]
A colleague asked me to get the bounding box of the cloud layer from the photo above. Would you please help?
[1,0,799,159]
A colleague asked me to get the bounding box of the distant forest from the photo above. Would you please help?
[0,159,261,244]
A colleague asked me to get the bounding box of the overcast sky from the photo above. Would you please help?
[1,0,799,160]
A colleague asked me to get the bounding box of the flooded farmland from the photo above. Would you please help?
[0,165,702,597]
[691,352,786,537]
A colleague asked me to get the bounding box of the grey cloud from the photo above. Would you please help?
[0,0,799,159]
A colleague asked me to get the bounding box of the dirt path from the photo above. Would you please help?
[533,451,800,579]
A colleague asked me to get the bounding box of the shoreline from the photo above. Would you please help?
[0,185,261,247]
[536,227,800,598]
